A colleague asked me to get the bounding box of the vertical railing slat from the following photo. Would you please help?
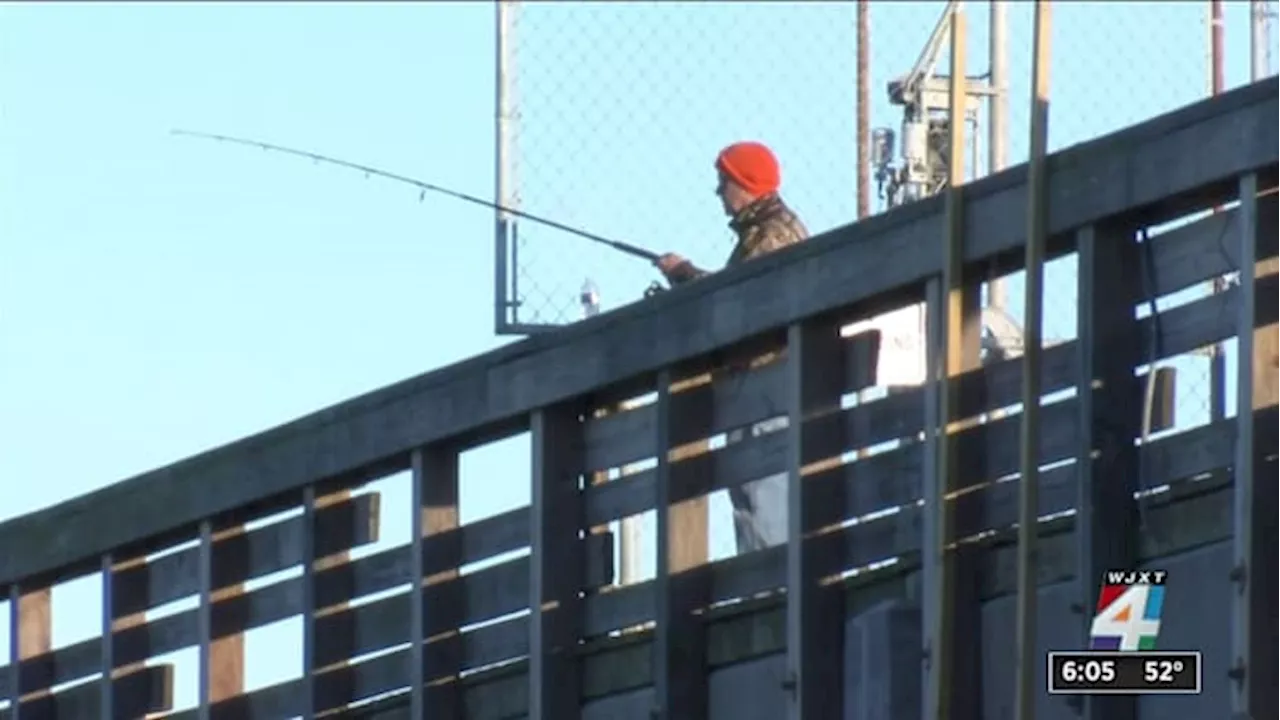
[1075,220,1142,720]
[920,277,943,720]
[413,445,462,717]
[652,367,712,719]
[207,522,246,707]
[409,452,427,719]
[784,319,848,720]
[529,406,584,720]
[8,584,51,720]
[1230,170,1274,718]
[197,521,213,720]
[300,486,317,719]
[99,555,115,720]
[6,584,18,720]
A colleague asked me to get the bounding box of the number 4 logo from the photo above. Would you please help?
[1090,585,1163,650]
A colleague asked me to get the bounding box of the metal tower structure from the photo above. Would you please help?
[867,0,1028,361]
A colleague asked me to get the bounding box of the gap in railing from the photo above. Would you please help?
[461,431,532,576]
[347,686,410,714]
[51,572,99,651]
[353,470,412,561]
[234,497,310,705]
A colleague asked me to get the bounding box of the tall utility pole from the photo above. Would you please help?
[988,1,1010,312]
[1210,0,1227,427]
[856,0,871,219]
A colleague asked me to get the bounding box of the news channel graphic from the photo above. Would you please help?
[1048,570,1202,695]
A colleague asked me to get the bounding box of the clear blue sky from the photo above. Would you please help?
[0,0,1269,711]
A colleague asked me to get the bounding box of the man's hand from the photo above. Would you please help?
[656,252,705,286]
[656,252,687,275]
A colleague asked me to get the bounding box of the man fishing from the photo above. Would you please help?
[656,141,809,554]
[656,141,808,286]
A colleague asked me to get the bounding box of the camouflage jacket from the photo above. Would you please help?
[666,194,809,285]
[666,194,809,373]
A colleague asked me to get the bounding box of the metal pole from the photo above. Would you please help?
[1252,0,1271,80]
[925,8,967,719]
[987,0,1010,311]
[1014,2,1051,719]
[857,0,871,219]
[1209,0,1227,427]
[494,0,514,332]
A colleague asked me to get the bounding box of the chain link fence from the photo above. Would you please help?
[500,1,860,328]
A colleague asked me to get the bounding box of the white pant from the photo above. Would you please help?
[726,416,790,553]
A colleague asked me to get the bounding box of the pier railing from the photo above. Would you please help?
[0,78,1275,720]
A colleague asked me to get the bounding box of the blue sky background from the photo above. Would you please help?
[0,0,1273,712]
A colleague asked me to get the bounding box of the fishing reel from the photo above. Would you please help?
[644,281,668,299]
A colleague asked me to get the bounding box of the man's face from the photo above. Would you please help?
[715,172,747,216]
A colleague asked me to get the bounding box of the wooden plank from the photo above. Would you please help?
[0,493,382,699]
[583,330,880,473]
[0,664,173,720]
[652,366,712,719]
[1076,221,1142,720]
[106,552,155,720]
[955,417,1240,537]
[257,536,610,672]
[1230,172,1278,719]
[207,523,245,707]
[11,586,51,707]
[785,318,849,720]
[111,494,380,618]
[3,81,1271,591]
[1148,202,1279,297]
[415,445,462,717]
[528,404,585,720]
[583,400,1225,642]
[582,283,1229,529]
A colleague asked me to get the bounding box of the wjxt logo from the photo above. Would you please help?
[1105,570,1168,585]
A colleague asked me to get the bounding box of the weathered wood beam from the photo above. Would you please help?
[528,404,586,720]
[1075,220,1144,720]
[1229,173,1279,719]
[784,317,851,720]
[0,663,173,720]
[7,584,51,716]
[651,366,712,719]
[410,444,463,717]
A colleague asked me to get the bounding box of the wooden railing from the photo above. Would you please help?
[0,78,1276,720]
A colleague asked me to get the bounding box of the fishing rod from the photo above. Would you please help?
[170,129,663,265]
